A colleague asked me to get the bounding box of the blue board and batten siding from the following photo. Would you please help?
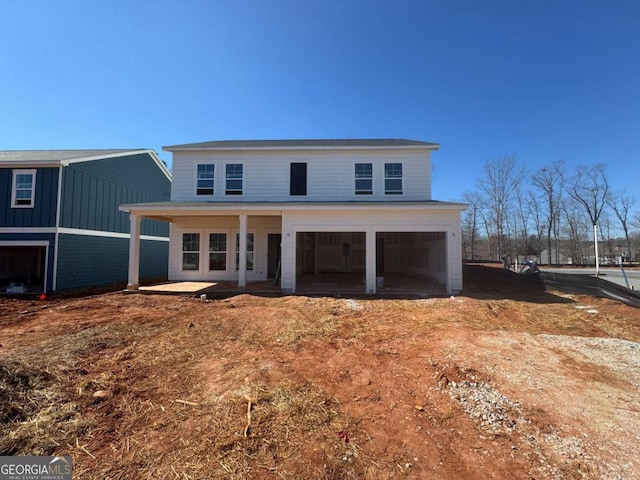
[0,167,59,227]
[54,152,171,291]
[59,153,170,237]
[2,152,170,293]
[56,234,168,291]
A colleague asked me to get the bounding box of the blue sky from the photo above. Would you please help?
[1,0,638,202]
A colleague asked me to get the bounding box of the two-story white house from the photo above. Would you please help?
[121,139,467,295]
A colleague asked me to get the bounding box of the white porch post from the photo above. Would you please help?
[238,214,247,289]
[365,228,376,294]
[127,213,141,290]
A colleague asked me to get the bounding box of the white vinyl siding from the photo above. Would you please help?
[170,149,432,202]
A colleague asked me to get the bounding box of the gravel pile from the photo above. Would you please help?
[438,365,627,479]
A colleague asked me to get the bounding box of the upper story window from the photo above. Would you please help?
[384,163,403,195]
[354,163,373,195]
[11,169,36,208]
[196,164,214,195]
[225,164,243,195]
[290,163,307,196]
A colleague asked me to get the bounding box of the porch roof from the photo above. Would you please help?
[120,200,467,222]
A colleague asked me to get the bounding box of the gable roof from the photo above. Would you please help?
[164,138,439,151]
[0,149,171,180]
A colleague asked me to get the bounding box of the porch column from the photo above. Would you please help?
[127,214,141,290]
[238,214,247,290]
[365,228,376,294]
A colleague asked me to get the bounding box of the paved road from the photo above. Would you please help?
[540,267,640,291]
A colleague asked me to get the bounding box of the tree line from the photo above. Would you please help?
[461,156,639,266]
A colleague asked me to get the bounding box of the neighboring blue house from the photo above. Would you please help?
[0,149,171,294]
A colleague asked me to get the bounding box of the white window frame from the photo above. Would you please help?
[196,164,215,196]
[225,163,244,195]
[208,232,228,271]
[181,232,201,272]
[11,169,36,208]
[384,163,403,195]
[354,162,373,195]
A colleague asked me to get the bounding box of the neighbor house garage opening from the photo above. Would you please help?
[376,232,447,294]
[295,232,366,293]
[0,246,47,294]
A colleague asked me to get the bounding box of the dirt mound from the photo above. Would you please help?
[1,283,639,479]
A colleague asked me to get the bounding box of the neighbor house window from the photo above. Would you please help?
[225,164,243,195]
[209,233,227,271]
[235,233,254,271]
[197,164,214,195]
[11,169,36,208]
[355,163,372,195]
[384,163,403,194]
[182,233,200,271]
[290,162,307,196]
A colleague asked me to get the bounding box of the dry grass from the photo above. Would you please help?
[1,283,639,479]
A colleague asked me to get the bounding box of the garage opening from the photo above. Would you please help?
[0,246,47,294]
[376,232,447,294]
[295,232,366,293]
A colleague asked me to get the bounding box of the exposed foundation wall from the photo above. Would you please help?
[169,216,281,282]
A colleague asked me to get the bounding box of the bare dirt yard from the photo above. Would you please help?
[1,267,639,479]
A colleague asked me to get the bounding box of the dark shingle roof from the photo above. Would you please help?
[164,139,439,151]
[0,149,139,163]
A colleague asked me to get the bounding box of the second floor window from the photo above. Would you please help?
[12,169,36,208]
[354,163,372,195]
[384,163,403,195]
[290,163,307,196]
[197,164,214,195]
[226,164,243,195]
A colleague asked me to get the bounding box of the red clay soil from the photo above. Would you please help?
[1,271,639,479]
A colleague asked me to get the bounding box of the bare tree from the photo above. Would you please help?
[567,164,609,275]
[530,161,564,266]
[607,190,636,264]
[476,155,525,260]
[527,191,544,262]
[461,191,482,260]
[562,197,590,264]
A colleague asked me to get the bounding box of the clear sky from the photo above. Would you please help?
[1,0,638,202]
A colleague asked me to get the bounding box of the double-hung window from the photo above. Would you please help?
[209,233,227,271]
[235,233,254,271]
[384,163,403,195]
[354,163,373,195]
[11,169,36,208]
[182,233,200,271]
[196,164,214,195]
[225,164,243,195]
